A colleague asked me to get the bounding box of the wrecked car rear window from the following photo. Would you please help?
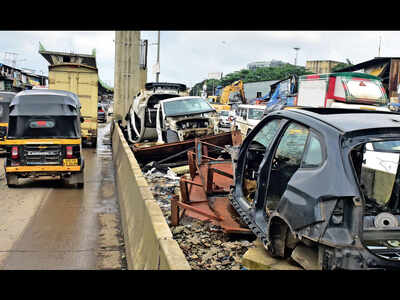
[275,123,309,164]
[248,108,264,120]
[252,119,282,148]
[302,134,323,167]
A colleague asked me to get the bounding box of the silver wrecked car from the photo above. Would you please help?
[155,96,219,143]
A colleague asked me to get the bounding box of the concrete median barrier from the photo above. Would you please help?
[112,123,191,270]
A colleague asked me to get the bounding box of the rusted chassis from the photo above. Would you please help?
[231,109,400,270]
[131,130,242,166]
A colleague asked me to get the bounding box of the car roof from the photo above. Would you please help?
[160,96,206,103]
[285,107,400,133]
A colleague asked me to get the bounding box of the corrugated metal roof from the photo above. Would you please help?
[335,57,400,73]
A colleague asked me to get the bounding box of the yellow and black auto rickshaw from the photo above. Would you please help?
[0,91,16,152]
[4,89,84,188]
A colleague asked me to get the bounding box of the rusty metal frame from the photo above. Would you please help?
[170,133,251,234]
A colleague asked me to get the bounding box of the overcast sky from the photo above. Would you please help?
[0,31,397,88]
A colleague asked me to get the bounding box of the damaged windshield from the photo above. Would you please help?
[248,108,264,120]
[163,97,215,117]
[219,110,229,116]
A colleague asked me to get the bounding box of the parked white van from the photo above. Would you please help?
[233,104,265,138]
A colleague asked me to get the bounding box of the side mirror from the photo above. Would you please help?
[80,117,85,123]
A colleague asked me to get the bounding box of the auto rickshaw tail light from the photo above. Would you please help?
[66,146,73,158]
[11,146,18,159]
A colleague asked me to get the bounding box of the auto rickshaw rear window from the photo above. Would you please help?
[7,116,79,139]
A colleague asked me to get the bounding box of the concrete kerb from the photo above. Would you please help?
[112,122,191,270]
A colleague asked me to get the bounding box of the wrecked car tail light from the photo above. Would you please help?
[66,146,73,158]
[11,146,18,159]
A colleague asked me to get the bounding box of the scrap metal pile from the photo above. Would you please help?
[134,129,249,232]
[130,129,257,270]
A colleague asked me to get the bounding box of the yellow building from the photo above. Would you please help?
[306,60,344,74]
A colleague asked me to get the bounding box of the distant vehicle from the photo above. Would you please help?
[265,72,391,115]
[155,96,219,143]
[125,82,189,143]
[218,110,234,128]
[48,63,99,147]
[4,89,85,188]
[107,104,113,116]
[98,104,107,123]
[209,80,246,112]
[231,107,400,270]
[363,141,400,175]
[0,92,16,152]
[233,104,265,137]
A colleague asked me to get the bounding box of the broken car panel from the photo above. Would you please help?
[230,107,400,269]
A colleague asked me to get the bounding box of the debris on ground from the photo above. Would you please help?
[136,130,255,270]
[144,167,256,270]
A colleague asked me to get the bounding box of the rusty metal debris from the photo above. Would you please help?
[170,135,251,235]
[132,130,242,167]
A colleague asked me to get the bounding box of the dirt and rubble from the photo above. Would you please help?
[144,167,256,270]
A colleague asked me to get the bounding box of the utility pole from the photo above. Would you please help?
[156,31,160,82]
[294,47,300,66]
[378,36,382,57]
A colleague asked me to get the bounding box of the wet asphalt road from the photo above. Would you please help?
[0,121,124,270]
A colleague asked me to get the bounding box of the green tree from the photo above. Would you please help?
[190,63,313,95]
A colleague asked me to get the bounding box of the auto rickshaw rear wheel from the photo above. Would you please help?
[6,173,18,188]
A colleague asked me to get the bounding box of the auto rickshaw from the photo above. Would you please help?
[0,91,16,152]
[4,89,85,188]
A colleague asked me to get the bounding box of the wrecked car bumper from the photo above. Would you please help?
[179,128,217,140]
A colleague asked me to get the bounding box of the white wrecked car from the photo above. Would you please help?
[155,96,219,143]
[126,82,188,143]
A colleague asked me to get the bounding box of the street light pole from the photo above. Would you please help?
[294,47,300,66]
[156,31,160,83]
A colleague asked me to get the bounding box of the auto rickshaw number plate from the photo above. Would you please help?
[63,158,78,166]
